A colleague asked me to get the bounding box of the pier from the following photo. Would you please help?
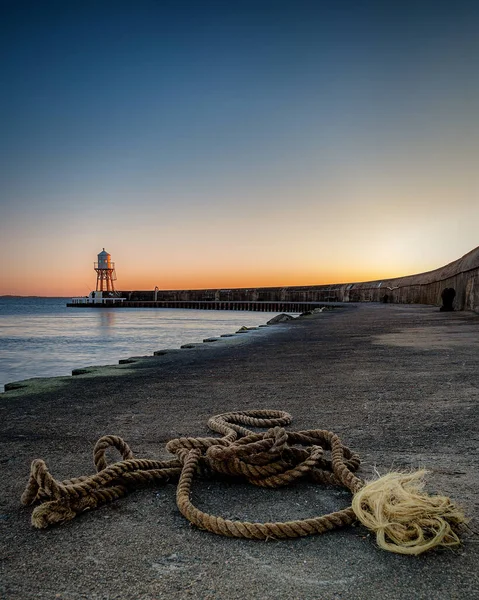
[66,300,334,312]
[67,245,479,312]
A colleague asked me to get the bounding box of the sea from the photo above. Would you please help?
[0,297,285,393]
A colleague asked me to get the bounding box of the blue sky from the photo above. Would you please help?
[1,1,478,294]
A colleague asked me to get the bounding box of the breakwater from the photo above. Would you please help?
[68,246,479,312]
[67,300,330,312]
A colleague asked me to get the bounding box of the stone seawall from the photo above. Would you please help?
[120,246,479,312]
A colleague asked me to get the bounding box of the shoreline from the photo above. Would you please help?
[1,306,311,394]
[1,309,319,395]
[1,304,478,599]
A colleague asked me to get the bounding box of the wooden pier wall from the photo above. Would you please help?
[66,301,330,312]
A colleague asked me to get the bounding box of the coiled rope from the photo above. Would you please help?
[21,409,466,554]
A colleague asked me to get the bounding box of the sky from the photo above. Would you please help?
[1,0,478,296]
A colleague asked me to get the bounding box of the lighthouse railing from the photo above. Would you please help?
[70,296,124,305]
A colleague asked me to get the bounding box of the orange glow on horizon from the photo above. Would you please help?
[0,263,446,297]
[2,4,479,301]
[120,268,411,291]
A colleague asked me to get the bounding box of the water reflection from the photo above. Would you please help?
[98,310,116,329]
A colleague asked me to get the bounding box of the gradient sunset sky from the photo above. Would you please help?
[1,0,478,296]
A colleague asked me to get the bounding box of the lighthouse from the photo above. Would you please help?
[94,248,117,293]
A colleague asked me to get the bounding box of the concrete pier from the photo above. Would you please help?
[1,304,478,599]
[69,245,479,312]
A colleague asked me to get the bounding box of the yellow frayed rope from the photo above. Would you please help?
[352,470,466,555]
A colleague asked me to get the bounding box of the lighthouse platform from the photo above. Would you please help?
[69,291,125,306]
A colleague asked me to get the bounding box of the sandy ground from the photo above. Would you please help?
[1,303,478,600]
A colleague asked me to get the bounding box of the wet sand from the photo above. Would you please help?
[1,303,478,599]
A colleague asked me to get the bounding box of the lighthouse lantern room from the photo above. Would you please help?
[94,248,117,293]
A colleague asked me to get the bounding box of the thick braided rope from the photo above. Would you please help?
[22,409,365,539]
[174,421,364,538]
[21,409,467,553]
[176,448,357,539]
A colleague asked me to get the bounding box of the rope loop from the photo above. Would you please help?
[93,435,134,471]
[20,409,466,554]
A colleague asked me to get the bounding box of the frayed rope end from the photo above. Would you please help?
[31,497,97,529]
[351,470,467,555]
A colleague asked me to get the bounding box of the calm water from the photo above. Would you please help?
[0,297,281,392]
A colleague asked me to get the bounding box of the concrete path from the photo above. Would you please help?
[1,304,478,599]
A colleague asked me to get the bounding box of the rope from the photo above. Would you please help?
[21,409,465,554]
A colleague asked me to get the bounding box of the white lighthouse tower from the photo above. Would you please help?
[94,248,117,293]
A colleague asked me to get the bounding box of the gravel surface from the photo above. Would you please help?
[1,303,478,600]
